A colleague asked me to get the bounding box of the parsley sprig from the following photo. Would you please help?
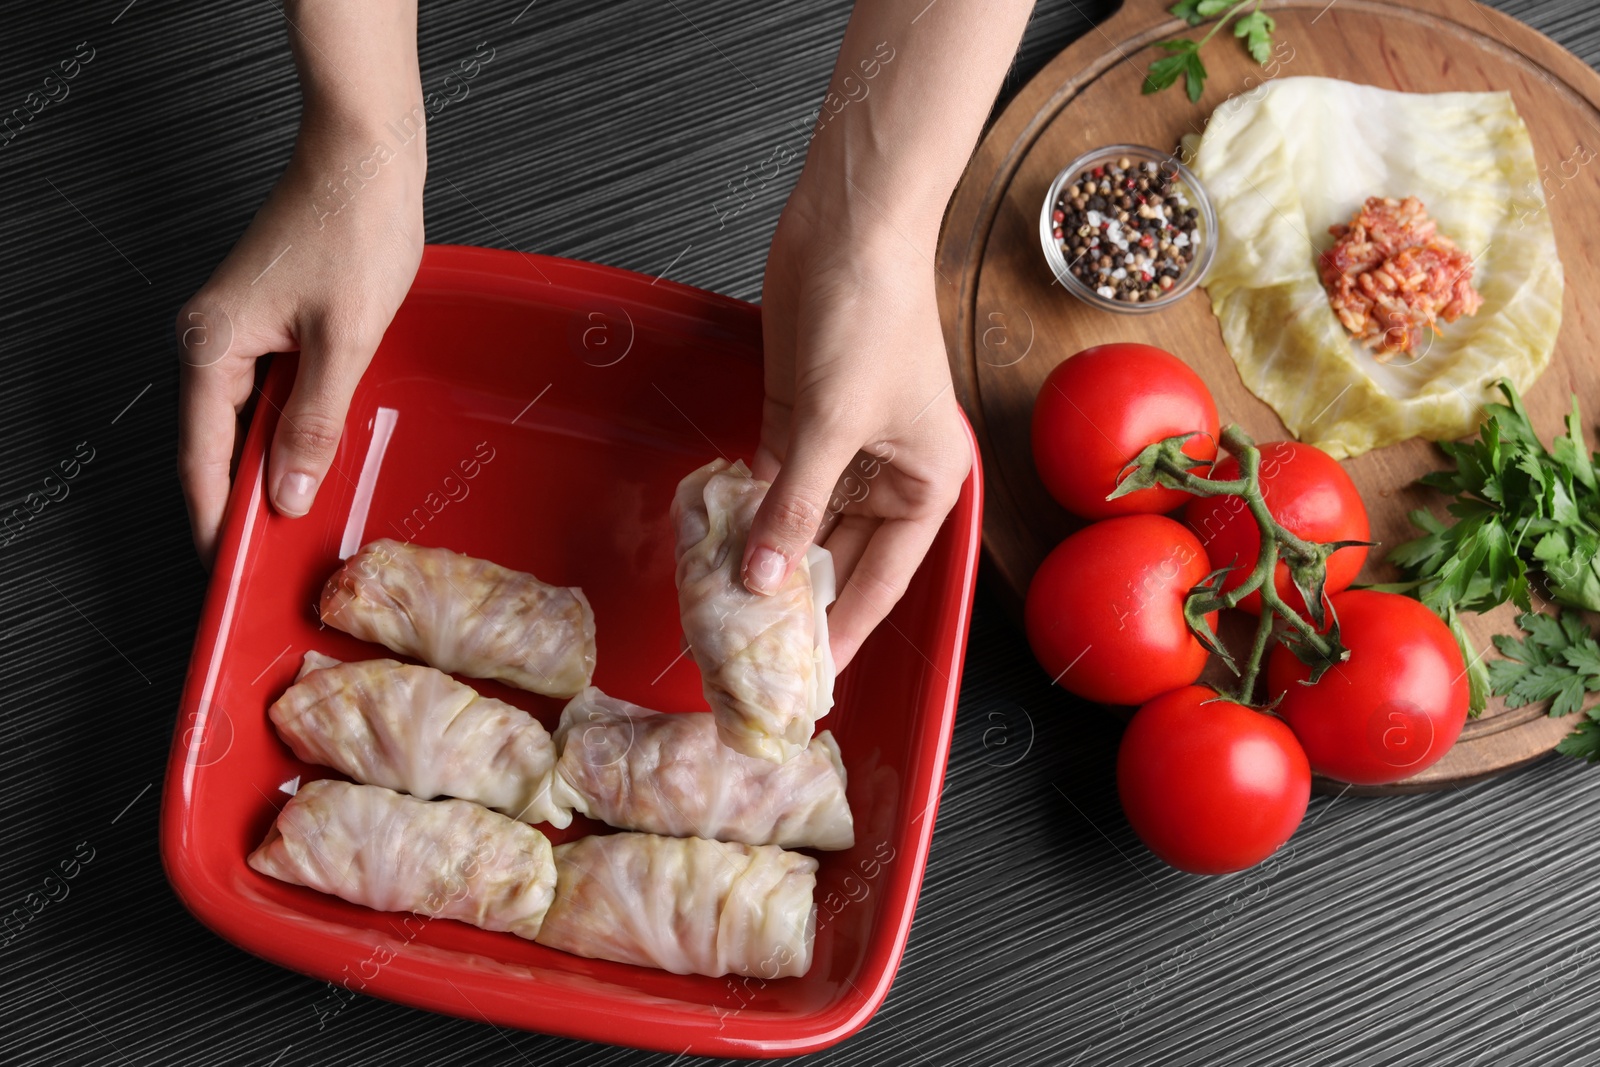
[1384,380,1600,723]
[1487,611,1600,760]
[1559,719,1600,762]
[1489,611,1600,719]
[1389,381,1600,615]
[1146,0,1278,103]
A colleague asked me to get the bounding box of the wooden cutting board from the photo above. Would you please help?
[936,0,1600,793]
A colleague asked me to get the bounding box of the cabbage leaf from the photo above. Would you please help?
[1191,77,1563,458]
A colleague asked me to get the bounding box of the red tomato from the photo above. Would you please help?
[1031,343,1220,520]
[1117,686,1310,875]
[1025,515,1216,705]
[1183,440,1369,617]
[1267,590,1468,785]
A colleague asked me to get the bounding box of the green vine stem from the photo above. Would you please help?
[1111,425,1352,706]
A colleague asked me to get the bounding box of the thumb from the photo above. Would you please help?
[743,421,859,595]
[268,333,373,518]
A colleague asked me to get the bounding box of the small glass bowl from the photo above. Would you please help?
[1039,143,1218,314]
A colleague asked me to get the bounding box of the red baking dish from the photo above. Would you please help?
[160,245,983,1058]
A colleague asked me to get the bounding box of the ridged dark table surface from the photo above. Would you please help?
[4,1,1599,1064]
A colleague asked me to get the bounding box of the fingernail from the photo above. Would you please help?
[745,547,785,595]
[276,471,317,517]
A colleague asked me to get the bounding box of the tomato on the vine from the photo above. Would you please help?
[1183,440,1369,617]
[1024,514,1216,705]
[1267,590,1468,785]
[1117,686,1310,875]
[1032,343,1220,519]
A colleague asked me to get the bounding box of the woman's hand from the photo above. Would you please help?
[744,191,970,673]
[177,0,424,567]
[739,0,1034,670]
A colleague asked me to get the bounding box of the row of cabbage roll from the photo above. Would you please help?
[319,455,839,769]
[271,653,855,850]
[249,780,816,977]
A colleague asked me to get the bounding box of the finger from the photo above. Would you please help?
[826,513,946,672]
[750,445,782,486]
[178,367,238,569]
[820,513,878,591]
[268,332,372,518]
[749,397,790,485]
[177,298,257,568]
[742,420,860,596]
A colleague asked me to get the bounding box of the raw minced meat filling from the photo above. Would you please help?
[1319,196,1484,360]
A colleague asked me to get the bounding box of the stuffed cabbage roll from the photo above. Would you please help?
[552,688,853,849]
[248,780,557,940]
[320,539,596,697]
[535,832,817,977]
[272,652,569,827]
[672,460,836,763]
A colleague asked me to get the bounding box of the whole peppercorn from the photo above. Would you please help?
[1052,153,1204,306]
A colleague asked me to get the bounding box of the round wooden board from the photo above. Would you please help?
[937,0,1600,793]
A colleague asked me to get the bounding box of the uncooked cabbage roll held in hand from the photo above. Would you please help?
[672,460,836,763]
[248,780,558,940]
[552,688,854,849]
[534,832,817,978]
[272,652,570,827]
[320,539,596,697]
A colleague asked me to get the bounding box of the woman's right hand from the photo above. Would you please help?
[176,107,426,567]
[177,0,427,567]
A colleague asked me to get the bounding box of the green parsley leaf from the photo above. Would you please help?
[1557,716,1600,762]
[1234,11,1276,64]
[1391,380,1600,615]
[1183,51,1207,103]
[1142,44,1196,96]
[1523,610,1571,651]
[1563,639,1600,677]
[1552,675,1590,719]
[1555,395,1599,494]
[1446,605,1489,718]
[1488,611,1600,722]
[1148,0,1275,103]
[1169,0,1206,25]
[1537,527,1600,611]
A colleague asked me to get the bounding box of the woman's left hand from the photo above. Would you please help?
[742,188,971,673]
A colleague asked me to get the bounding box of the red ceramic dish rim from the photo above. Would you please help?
[159,245,985,1058]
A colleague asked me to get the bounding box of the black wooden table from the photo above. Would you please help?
[4,2,1599,1064]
